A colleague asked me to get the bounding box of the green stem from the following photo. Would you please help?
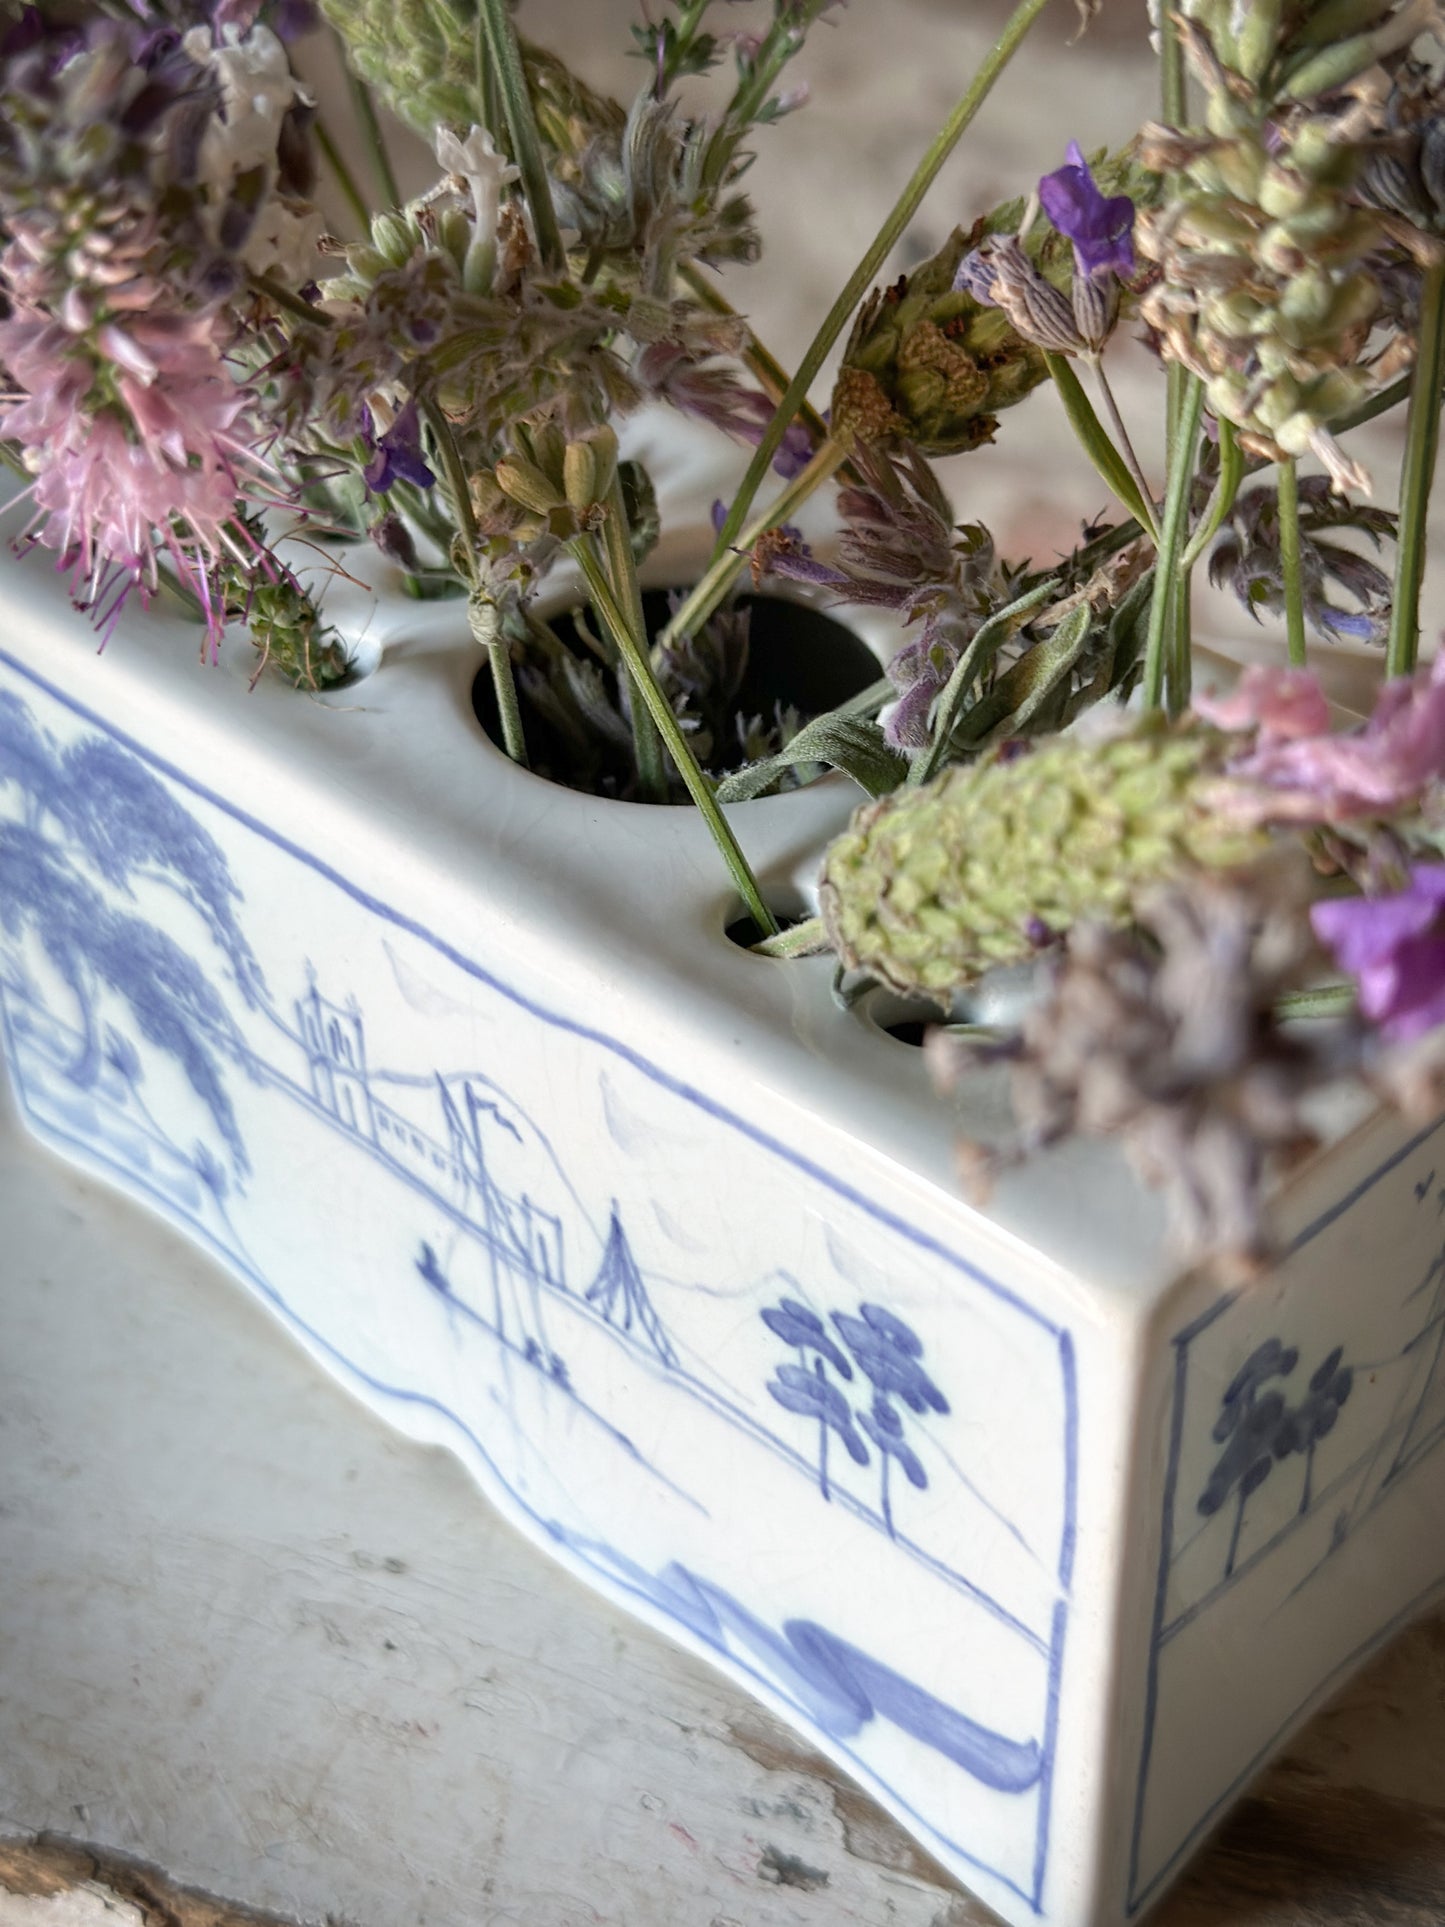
[1142,374,1205,710]
[659,437,850,658]
[707,0,1053,562]
[313,117,371,234]
[754,915,828,960]
[597,475,668,803]
[422,398,529,767]
[1046,352,1159,540]
[1170,567,1193,712]
[1181,416,1243,569]
[339,43,401,209]
[478,0,564,272]
[571,544,778,936]
[1277,456,1308,668]
[1388,257,1445,678]
[1093,360,1160,537]
[1160,2,1187,126]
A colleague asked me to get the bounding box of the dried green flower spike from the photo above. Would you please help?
[1138,4,1444,489]
[819,720,1262,996]
[834,228,1048,455]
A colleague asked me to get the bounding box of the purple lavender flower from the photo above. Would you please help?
[363,399,435,494]
[1312,869,1445,1043]
[638,345,813,476]
[1038,141,1135,281]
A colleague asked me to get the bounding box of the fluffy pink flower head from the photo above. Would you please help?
[1,297,264,650]
[1192,665,1330,743]
[1208,655,1445,826]
[1312,867,1445,1043]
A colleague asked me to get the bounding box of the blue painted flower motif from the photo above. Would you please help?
[1037,141,1135,281]
[363,399,435,494]
[1312,867,1445,1044]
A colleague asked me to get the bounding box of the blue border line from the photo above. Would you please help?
[0,646,1079,1913]
[1125,1118,1445,1913]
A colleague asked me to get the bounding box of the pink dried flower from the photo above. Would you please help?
[1211,655,1445,825]
[1192,665,1331,743]
[1,297,267,650]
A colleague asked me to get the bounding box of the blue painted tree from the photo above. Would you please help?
[1197,1337,1299,1578]
[1,696,261,1004]
[833,1304,949,1538]
[762,1297,869,1501]
[57,732,262,1004]
[1276,1346,1353,1515]
[0,822,248,1166]
[0,691,71,832]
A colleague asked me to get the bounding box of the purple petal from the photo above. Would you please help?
[1037,144,1135,281]
[1366,935,1445,1041]
[1312,890,1441,972]
[363,399,435,495]
[772,420,815,479]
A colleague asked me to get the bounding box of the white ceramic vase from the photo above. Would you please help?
[3,421,1444,1927]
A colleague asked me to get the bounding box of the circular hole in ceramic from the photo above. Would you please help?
[323,628,385,687]
[862,990,951,1047]
[471,590,879,802]
[722,886,814,954]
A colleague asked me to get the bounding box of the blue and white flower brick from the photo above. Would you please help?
[3,490,1445,1926]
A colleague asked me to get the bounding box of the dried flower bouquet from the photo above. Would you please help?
[7,0,1445,1269]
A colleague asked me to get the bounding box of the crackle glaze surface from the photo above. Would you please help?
[3,471,1445,1924]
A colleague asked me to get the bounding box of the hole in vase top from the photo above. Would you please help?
[862,990,952,1047]
[471,589,880,803]
[723,886,816,955]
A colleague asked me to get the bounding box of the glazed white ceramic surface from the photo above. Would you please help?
[3,420,1444,1927]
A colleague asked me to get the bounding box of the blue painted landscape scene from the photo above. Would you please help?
[1129,1131,1445,1913]
[0,656,1076,1914]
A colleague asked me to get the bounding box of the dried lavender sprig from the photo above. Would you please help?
[706,0,1053,571]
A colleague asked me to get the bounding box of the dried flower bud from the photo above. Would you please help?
[494,458,563,517]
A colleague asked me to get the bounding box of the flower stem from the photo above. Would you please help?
[1045,352,1157,539]
[1160,1,1188,125]
[477,0,564,272]
[659,437,850,657]
[422,397,529,767]
[1092,360,1160,539]
[1276,455,1308,668]
[707,0,1053,562]
[597,475,668,803]
[338,39,401,209]
[1388,257,1445,677]
[571,543,778,936]
[313,116,372,234]
[1142,373,1205,710]
[1181,416,1243,568]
